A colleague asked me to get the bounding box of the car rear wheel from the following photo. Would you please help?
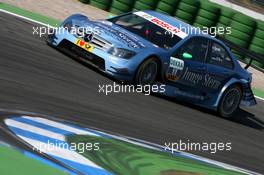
[135,58,158,85]
[218,85,242,118]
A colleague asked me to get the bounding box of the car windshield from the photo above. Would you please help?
[108,13,182,49]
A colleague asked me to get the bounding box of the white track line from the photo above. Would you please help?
[5,118,65,141]
[255,95,264,101]
[23,116,99,136]
[19,136,102,169]
[5,117,103,169]
[0,9,56,28]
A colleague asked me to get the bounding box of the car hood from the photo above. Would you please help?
[80,20,155,51]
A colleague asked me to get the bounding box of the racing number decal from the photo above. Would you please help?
[75,39,94,52]
[166,57,184,82]
[169,57,184,70]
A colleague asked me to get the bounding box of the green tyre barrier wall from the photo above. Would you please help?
[109,0,133,14]
[133,0,158,11]
[174,0,199,24]
[227,13,256,61]
[89,0,112,10]
[194,1,219,27]
[155,1,176,15]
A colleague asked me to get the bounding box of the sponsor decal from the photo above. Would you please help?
[169,57,184,70]
[181,67,203,85]
[94,22,145,48]
[166,71,179,82]
[75,38,94,52]
[166,57,184,82]
[134,11,188,39]
[181,67,221,89]
[84,32,94,42]
[166,65,221,89]
[203,74,221,89]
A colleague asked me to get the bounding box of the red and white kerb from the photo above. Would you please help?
[134,11,188,39]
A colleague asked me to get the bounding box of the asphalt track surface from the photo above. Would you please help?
[0,12,264,173]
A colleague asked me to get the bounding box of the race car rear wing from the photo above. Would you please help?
[218,36,264,72]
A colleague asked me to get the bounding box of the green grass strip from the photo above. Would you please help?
[0,145,68,175]
[253,88,264,99]
[67,135,245,175]
[0,2,61,26]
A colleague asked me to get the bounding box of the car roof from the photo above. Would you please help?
[142,10,231,48]
[143,10,211,37]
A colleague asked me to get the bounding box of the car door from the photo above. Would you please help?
[205,40,235,94]
[166,36,209,98]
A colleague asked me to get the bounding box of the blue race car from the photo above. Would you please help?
[47,10,256,118]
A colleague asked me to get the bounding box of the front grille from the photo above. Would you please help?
[80,33,112,51]
[90,35,112,51]
[58,39,105,70]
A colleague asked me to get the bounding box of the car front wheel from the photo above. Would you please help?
[218,85,242,118]
[135,58,158,85]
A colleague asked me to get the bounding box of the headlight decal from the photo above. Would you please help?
[108,48,136,59]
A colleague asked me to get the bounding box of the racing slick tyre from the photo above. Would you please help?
[254,29,264,39]
[251,60,264,69]
[230,21,254,35]
[251,37,264,47]
[155,9,170,15]
[218,85,242,118]
[116,0,135,6]
[225,35,248,48]
[109,7,124,15]
[257,20,264,29]
[79,0,89,4]
[193,22,204,29]
[92,0,111,3]
[137,0,158,7]
[200,2,220,14]
[195,16,215,27]
[181,0,199,6]
[216,23,226,29]
[175,9,193,23]
[230,29,251,41]
[232,13,256,26]
[161,0,181,6]
[90,1,109,10]
[135,58,158,85]
[111,0,131,12]
[218,16,232,25]
[134,1,154,10]
[155,1,175,14]
[198,9,218,20]
[220,7,235,17]
[177,2,198,13]
[249,44,264,55]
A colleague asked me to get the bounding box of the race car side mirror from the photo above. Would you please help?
[182,52,192,59]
